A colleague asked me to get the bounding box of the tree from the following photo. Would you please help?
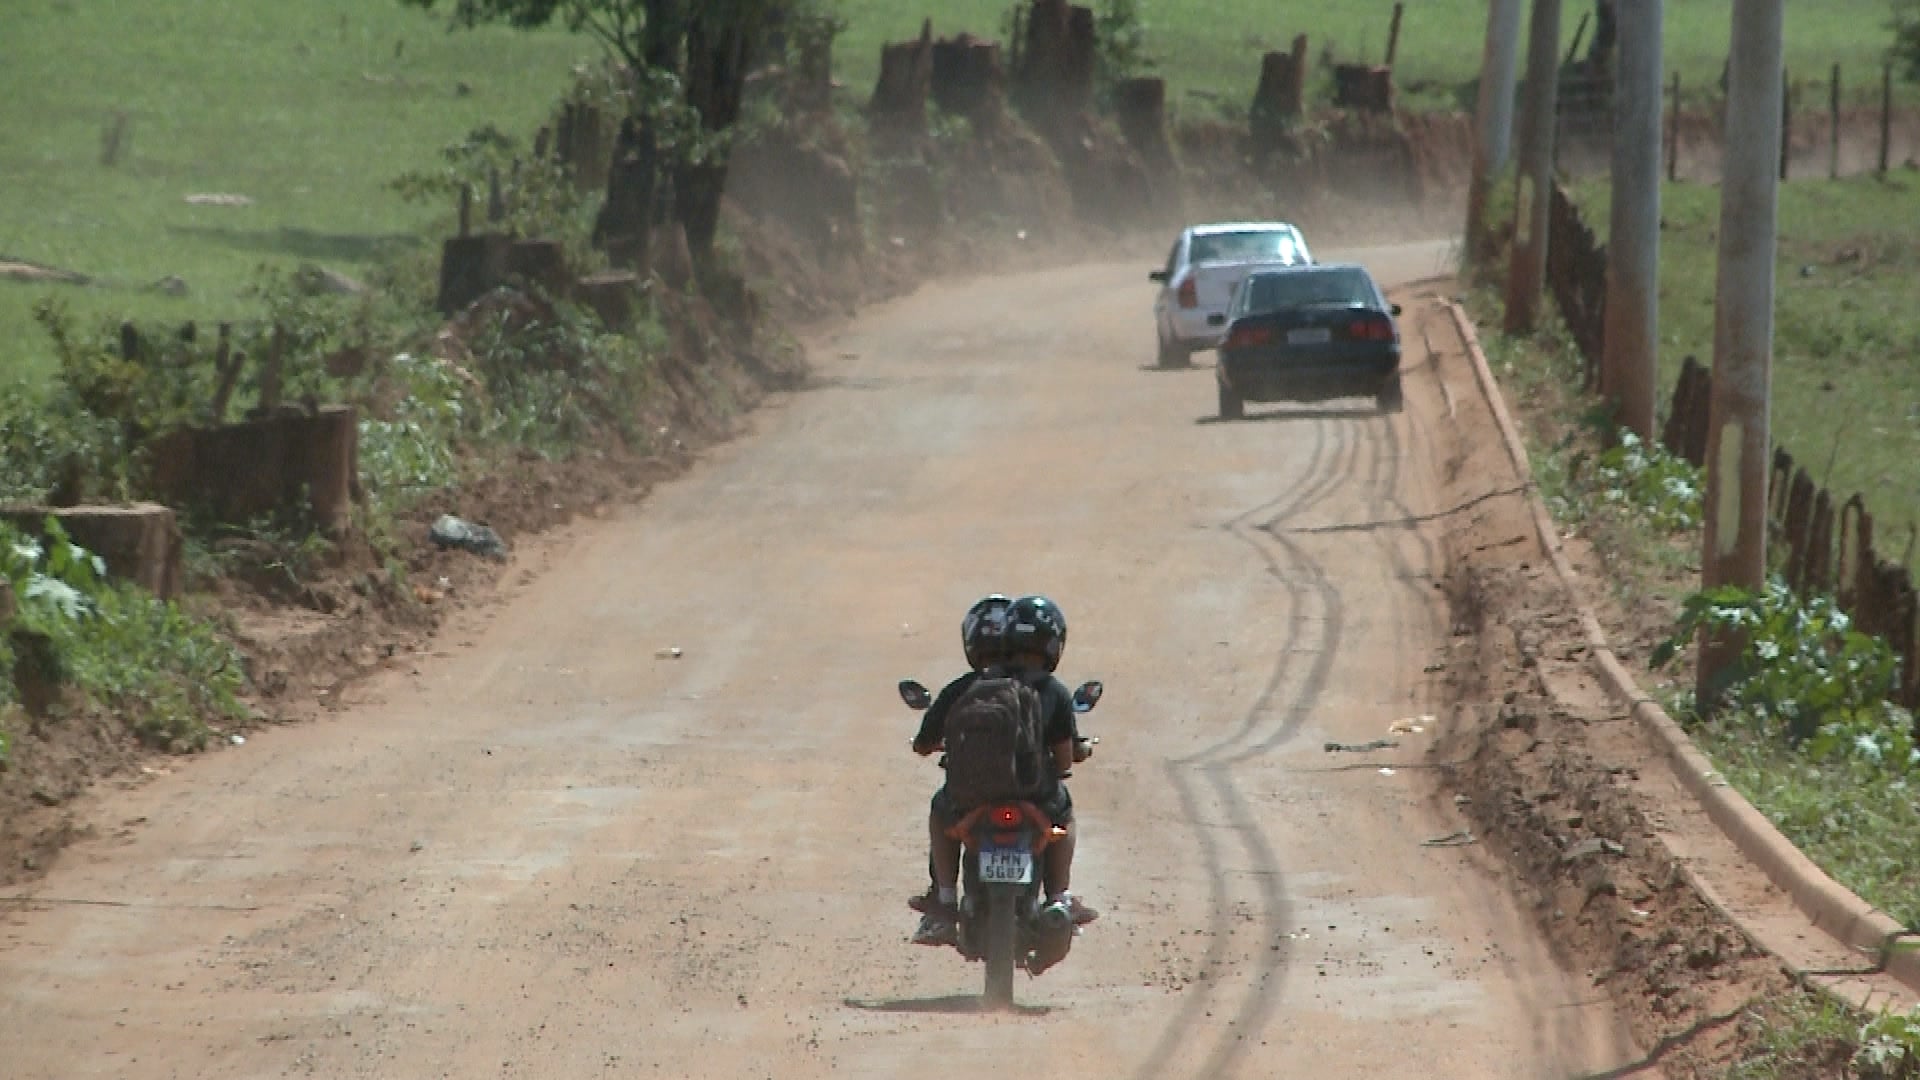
[1896,0,1920,81]
[400,0,680,75]
[401,0,794,269]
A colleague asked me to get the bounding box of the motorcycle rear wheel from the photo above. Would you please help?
[982,891,1018,1007]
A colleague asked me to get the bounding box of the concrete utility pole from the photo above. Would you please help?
[1699,0,1785,701]
[1601,0,1662,440]
[1465,0,1525,256]
[1504,0,1563,334]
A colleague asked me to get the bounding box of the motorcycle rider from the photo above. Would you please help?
[905,593,1012,937]
[910,594,1096,946]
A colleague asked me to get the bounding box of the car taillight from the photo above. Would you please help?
[1177,278,1198,309]
[990,805,1023,828]
[1223,324,1274,350]
[1344,316,1395,342]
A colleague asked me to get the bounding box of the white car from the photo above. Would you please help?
[1149,222,1314,366]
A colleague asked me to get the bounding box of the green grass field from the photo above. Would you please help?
[4,0,1907,388]
[0,0,593,383]
[832,0,1907,115]
[1571,174,1920,533]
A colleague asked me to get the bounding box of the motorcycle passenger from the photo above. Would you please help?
[910,594,1097,947]
[997,595,1097,930]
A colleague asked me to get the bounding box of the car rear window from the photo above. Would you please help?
[1243,268,1376,312]
[1190,230,1303,265]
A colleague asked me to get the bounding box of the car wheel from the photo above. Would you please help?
[1376,374,1404,414]
[1157,336,1190,368]
[1218,380,1245,421]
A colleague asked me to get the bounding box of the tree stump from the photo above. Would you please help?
[870,19,934,136]
[1333,64,1395,112]
[728,129,861,253]
[0,504,186,600]
[148,407,359,536]
[436,233,511,315]
[506,239,572,296]
[1062,5,1097,112]
[1250,38,1310,154]
[10,627,62,720]
[575,271,644,328]
[1015,0,1097,132]
[790,24,834,115]
[654,221,695,291]
[1114,77,1177,179]
[931,34,1005,119]
[594,115,660,273]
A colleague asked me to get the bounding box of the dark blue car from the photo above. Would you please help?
[1207,263,1403,420]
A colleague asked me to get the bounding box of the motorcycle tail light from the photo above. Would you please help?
[990,805,1023,828]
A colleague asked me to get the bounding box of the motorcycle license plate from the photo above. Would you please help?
[979,847,1033,885]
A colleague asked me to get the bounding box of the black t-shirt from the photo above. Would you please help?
[913,664,1082,757]
[912,667,1079,753]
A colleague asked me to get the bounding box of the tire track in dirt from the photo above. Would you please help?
[1286,333,1598,1074]
[1131,414,1369,1079]
[1133,331,1480,1076]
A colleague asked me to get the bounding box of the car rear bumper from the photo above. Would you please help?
[1165,308,1228,349]
[1218,345,1400,401]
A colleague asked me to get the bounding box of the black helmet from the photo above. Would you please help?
[1004,595,1067,671]
[961,594,1012,670]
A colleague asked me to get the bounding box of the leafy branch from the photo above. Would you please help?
[1652,579,1915,771]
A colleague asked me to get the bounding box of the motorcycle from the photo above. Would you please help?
[897,676,1103,1007]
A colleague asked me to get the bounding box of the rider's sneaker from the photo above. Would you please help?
[911,911,958,947]
[1046,894,1100,926]
[908,886,958,914]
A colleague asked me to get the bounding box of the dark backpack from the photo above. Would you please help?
[941,673,1050,810]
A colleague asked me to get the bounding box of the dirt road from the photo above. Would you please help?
[0,244,1646,1078]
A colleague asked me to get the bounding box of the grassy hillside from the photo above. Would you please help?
[1572,174,1920,532]
[0,0,593,382]
[833,0,1906,115]
[4,0,1906,387]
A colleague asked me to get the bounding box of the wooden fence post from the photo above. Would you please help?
[209,323,240,425]
[1667,70,1681,182]
[1829,62,1841,180]
[1385,2,1406,69]
[1808,491,1835,592]
[1779,68,1791,180]
[1882,61,1894,175]
[256,326,286,416]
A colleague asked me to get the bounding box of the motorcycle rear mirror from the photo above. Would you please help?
[1071,680,1104,712]
[898,679,933,711]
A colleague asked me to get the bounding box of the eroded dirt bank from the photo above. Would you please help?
[1416,301,1917,1076]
